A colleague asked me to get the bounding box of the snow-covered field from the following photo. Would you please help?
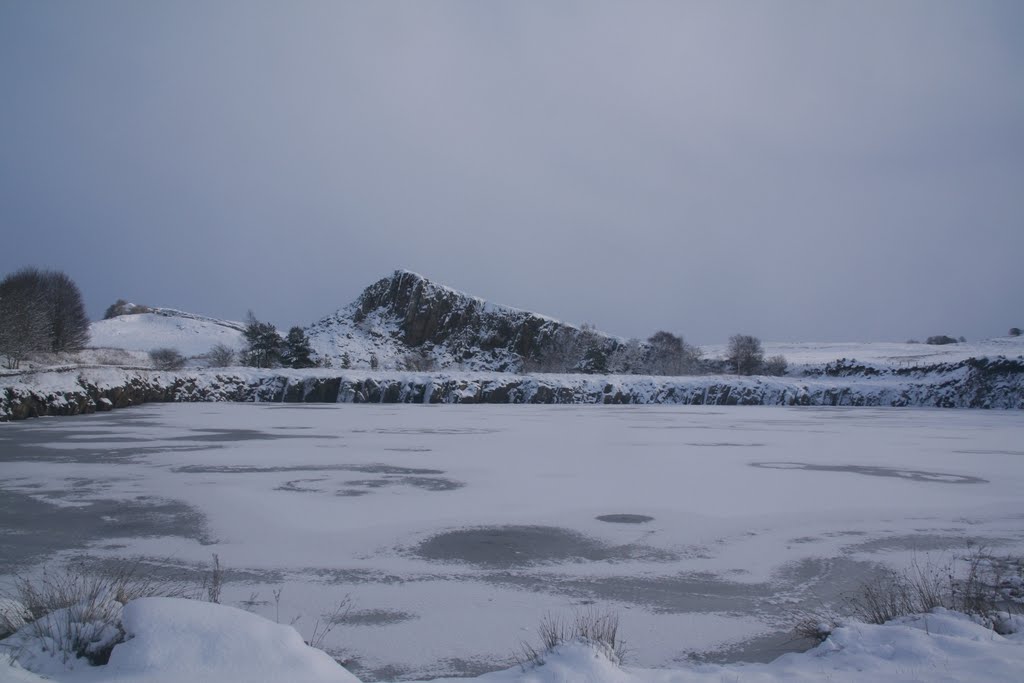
[704,336,1024,372]
[87,311,245,359]
[2,404,1023,681]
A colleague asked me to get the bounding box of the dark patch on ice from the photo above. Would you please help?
[683,630,813,665]
[415,525,676,568]
[173,463,442,475]
[306,568,410,585]
[276,478,328,493]
[333,609,418,626]
[686,442,766,448]
[596,514,654,524]
[73,556,284,585]
[167,428,335,442]
[383,447,433,453]
[482,570,764,613]
[335,489,372,497]
[789,536,819,544]
[954,449,1024,456]
[847,533,993,554]
[421,656,510,680]
[0,489,210,571]
[342,659,412,683]
[749,462,987,484]
[353,427,499,435]
[345,476,463,492]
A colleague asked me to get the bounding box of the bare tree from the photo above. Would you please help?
[0,285,47,369]
[645,331,703,375]
[41,271,90,352]
[727,334,764,375]
[403,348,436,371]
[608,338,645,374]
[206,343,236,368]
[0,268,90,355]
[149,347,186,370]
[763,354,788,376]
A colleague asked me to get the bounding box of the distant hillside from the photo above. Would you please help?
[85,272,1024,375]
[90,308,245,357]
[306,270,619,372]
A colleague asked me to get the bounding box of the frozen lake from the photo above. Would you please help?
[2,404,1023,680]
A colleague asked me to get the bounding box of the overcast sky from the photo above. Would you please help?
[2,1,1021,344]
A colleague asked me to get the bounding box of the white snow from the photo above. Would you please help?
[1,602,1022,683]
[88,311,245,358]
[0,598,358,683]
[703,337,1024,373]
[1,404,1022,679]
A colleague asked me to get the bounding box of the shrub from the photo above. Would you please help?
[103,300,154,319]
[763,354,788,376]
[516,609,625,670]
[0,561,188,666]
[727,334,764,375]
[149,347,186,370]
[206,343,236,368]
[926,335,958,345]
[792,549,1016,644]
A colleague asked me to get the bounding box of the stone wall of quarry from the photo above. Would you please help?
[1,357,1022,421]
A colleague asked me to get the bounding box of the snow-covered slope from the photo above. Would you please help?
[89,309,245,358]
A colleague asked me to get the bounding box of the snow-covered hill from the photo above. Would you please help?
[82,272,1024,376]
[306,270,616,372]
[89,308,245,358]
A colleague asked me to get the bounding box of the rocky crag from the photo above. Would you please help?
[306,270,618,372]
[2,356,1022,421]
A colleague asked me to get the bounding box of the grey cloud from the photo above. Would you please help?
[1,1,1021,343]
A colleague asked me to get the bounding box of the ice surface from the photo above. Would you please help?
[1,404,1022,680]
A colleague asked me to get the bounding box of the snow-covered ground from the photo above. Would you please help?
[88,310,245,359]
[2,404,1022,680]
[702,336,1024,372]
[3,600,1022,683]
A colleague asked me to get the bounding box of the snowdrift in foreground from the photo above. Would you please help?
[1,601,1022,683]
[1,597,358,683]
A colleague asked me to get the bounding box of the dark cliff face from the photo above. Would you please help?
[3,356,1022,422]
[348,270,616,368]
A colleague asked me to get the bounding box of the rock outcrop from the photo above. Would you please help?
[307,270,618,372]
[2,356,1022,422]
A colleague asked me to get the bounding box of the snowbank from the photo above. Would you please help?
[0,598,358,683]
[2,602,1021,683]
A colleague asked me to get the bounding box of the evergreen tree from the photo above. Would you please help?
[241,312,284,368]
[282,326,315,368]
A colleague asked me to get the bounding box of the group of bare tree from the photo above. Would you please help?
[522,327,785,377]
[0,267,90,369]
